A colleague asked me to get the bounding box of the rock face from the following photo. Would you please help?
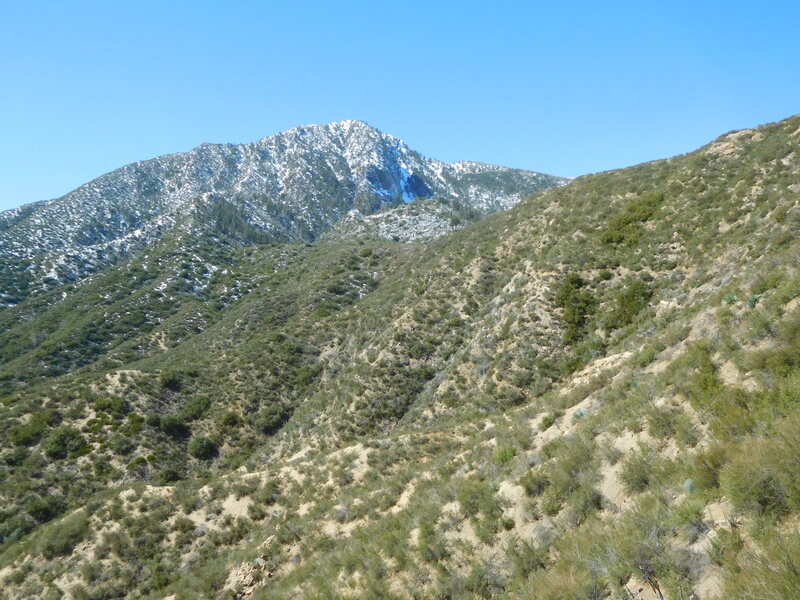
[0,120,567,305]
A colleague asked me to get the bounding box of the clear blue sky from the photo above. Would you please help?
[1,1,798,211]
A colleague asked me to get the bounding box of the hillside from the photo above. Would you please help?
[1,115,800,599]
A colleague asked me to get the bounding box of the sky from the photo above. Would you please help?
[1,1,798,211]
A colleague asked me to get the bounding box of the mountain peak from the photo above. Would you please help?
[0,122,568,306]
[263,119,380,140]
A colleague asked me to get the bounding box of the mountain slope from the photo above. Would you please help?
[1,115,799,599]
[0,120,567,307]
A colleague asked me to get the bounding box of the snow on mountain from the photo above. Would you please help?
[0,120,568,305]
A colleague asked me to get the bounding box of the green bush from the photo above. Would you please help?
[156,466,184,483]
[565,486,603,525]
[43,426,88,459]
[547,436,595,492]
[708,528,743,566]
[647,406,681,438]
[721,446,788,517]
[188,435,218,460]
[620,448,656,494]
[159,414,190,439]
[492,445,516,467]
[25,495,65,523]
[608,496,675,599]
[148,561,171,590]
[110,435,136,456]
[600,191,662,246]
[127,456,148,473]
[3,446,29,466]
[519,468,550,497]
[252,403,290,436]
[528,560,597,600]
[93,396,130,417]
[723,530,800,599]
[181,395,212,420]
[248,503,267,521]
[9,421,46,446]
[539,413,557,431]
[252,479,282,506]
[9,409,61,447]
[603,277,652,330]
[554,273,597,342]
[457,477,501,520]
[463,560,504,599]
[690,444,729,491]
[173,517,195,534]
[159,370,182,391]
[418,521,449,563]
[507,539,546,579]
[673,498,707,543]
[540,487,563,516]
[38,511,89,558]
[751,272,782,295]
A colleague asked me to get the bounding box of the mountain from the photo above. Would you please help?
[1,115,800,600]
[0,120,568,307]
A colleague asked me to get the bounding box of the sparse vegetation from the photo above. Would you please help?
[1,114,800,598]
